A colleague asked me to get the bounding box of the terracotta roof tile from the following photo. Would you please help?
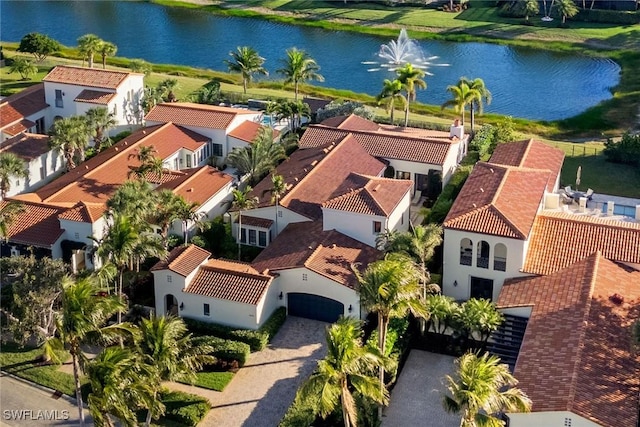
[228,121,278,143]
[156,166,232,206]
[523,212,640,275]
[42,66,133,89]
[0,200,64,247]
[498,254,640,427]
[236,216,274,229]
[145,102,256,130]
[0,133,50,160]
[74,89,116,105]
[58,202,107,223]
[320,114,381,131]
[184,259,273,305]
[151,244,211,277]
[0,83,47,129]
[323,174,411,216]
[3,119,36,136]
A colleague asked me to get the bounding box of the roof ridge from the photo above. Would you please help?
[304,242,325,269]
[201,264,271,280]
[363,187,390,216]
[488,204,527,239]
[323,187,366,206]
[518,138,534,167]
[348,127,453,145]
[170,245,210,271]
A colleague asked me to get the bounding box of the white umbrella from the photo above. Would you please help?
[576,166,582,191]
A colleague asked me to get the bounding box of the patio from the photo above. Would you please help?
[544,190,640,224]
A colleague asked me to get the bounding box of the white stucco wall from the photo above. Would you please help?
[441,140,465,186]
[321,209,388,249]
[386,190,411,232]
[499,306,533,319]
[386,158,441,195]
[179,293,259,330]
[238,207,310,240]
[507,411,602,427]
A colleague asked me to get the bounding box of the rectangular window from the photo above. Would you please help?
[173,158,178,170]
[248,229,257,245]
[35,117,45,134]
[167,275,172,283]
[212,143,223,157]
[55,90,63,108]
[240,228,246,244]
[373,221,382,233]
[40,166,46,180]
[278,210,283,218]
[186,155,192,168]
[258,231,267,247]
[401,213,404,225]
[204,303,210,316]
[302,273,308,281]
[74,232,80,239]
[395,171,411,180]
[113,104,117,117]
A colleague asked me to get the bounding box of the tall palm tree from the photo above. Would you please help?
[9,58,38,80]
[49,116,91,170]
[157,78,179,102]
[277,47,324,101]
[224,46,269,94]
[99,41,117,69]
[227,127,285,185]
[459,77,492,132]
[353,253,428,417]
[106,180,155,225]
[264,174,286,236]
[377,79,406,125]
[443,352,532,427]
[397,63,426,127]
[85,107,116,152]
[173,197,204,245]
[0,201,25,242]
[150,190,182,248]
[271,99,310,132]
[77,34,103,68]
[555,0,579,24]
[0,153,29,199]
[231,187,258,260]
[137,315,215,427]
[524,0,540,23]
[441,80,478,127]
[299,317,389,427]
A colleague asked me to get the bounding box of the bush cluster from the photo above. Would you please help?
[574,9,640,25]
[424,165,472,224]
[159,390,210,427]
[603,132,640,167]
[194,335,251,366]
[258,307,287,341]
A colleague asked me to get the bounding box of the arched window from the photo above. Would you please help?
[460,238,473,266]
[477,241,490,269]
[494,243,507,271]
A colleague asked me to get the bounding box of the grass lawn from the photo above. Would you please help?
[190,370,235,391]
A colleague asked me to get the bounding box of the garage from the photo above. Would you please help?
[287,293,344,323]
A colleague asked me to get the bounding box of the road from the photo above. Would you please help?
[0,374,92,426]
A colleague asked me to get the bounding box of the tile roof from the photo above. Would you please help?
[0,83,47,129]
[320,114,381,132]
[228,121,278,143]
[145,102,256,130]
[250,134,385,219]
[252,221,382,288]
[237,215,274,229]
[0,133,50,161]
[151,244,211,277]
[323,174,412,216]
[74,89,116,105]
[523,212,640,275]
[0,200,64,247]
[58,202,107,223]
[3,119,36,136]
[42,66,133,90]
[184,259,273,305]
[498,254,640,427]
[156,166,232,206]
[444,163,550,239]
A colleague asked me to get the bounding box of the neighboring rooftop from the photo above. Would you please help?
[145,102,257,130]
[0,200,64,247]
[58,201,107,223]
[0,83,47,130]
[43,65,135,90]
[151,245,211,277]
[156,166,233,206]
[0,133,51,161]
[228,120,278,143]
[74,89,116,105]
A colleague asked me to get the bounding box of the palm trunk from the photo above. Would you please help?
[102,55,107,69]
[377,313,388,419]
[274,200,279,236]
[341,381,351,427]
[144,389,157,427]
[117,270,124,324]
[183,220,188,245]
[294,81,299,101]
[71,351,86,427]
[390,105,394,124]
[470,101,475,133]
[404,96,410,127]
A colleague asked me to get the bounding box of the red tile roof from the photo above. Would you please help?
[58,202,107,223]
[237,215,274,229]
[252,221,382,288]
[156,166,232,206]
[0,83,47,129]
[320,114,381,132]
[0,133,50,160]
[498,254,640,427]
[0,200,64,247]
[523,212,640,275]
[151,244,211,277]
[42,66,133,89]
[145,102,256,130]
[184,259,273,305]
[323,174,411,216]
[228,121,278,143]
[3,119,36,136]
[74,89,116,105]
[444,163,550,239]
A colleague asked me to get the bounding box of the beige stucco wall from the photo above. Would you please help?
[507,411,602,427]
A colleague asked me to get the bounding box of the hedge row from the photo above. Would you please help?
[158,389,210,427]
[424,165,472,224]
[194,335,251,367]
[258,307,287,341]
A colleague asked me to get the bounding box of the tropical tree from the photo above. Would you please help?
[85,107,116,152]
[49,115,91,170]
[443,352,532,427]
[189,79,221,105]
[0,201,25,241]
[106,180,155,225]
[376,79,406,125]
[227,127,286,185]
[99,41,117,69]
[353,253,427,417]
[397,63,426,127]
[298,317,389,427]
[271,99,310,132]
[9,58,38,80]
[554,0,579,24]
[137,315,215,427]
[0,152,29,199]
[277,47,324,101]
[128,59,152,76]
[264,174,286,236]
[225,46,268,94]
[524,0,540,23]
[18,32,61,62]
[128,145,165,181]
[460,77,492,132]
[425,294,459,334]
[157,78,179,102]
[173,197,205,245]
[454,298,504,344]
[149,190,182,248]
[231,187,258,260]
[77,34,103,68]
[441,80,478,127]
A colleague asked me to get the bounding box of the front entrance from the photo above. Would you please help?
[470,277,494,300]
[415,170,443,201]
[165,294,178,315]
[287,293,344,323]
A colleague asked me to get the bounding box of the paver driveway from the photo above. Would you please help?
[200,316,328,427]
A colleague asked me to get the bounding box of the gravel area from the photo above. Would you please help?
[382,350,460,427]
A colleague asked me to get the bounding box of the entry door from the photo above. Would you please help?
[470,277,494,300]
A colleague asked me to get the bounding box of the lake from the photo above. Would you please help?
[0,0,621,121]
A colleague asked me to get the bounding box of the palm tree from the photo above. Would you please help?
[157,78,179,102]
[459,77,492,132]
[425,294,458,334]
[441,80,478,127]
[555,0,579,24]
[99,41,117,69]
[85,107,116,152]
[224,46,269,94]
[397,63,426,127]
[231,187,258,260]
[0,153,29,199]
[9,58,38,80]
[376,79,406,125]
[524,0,540,23]
[137,315,215,427]
[173,197,204,245]
[150,190,182,248]
[106,180,155,225]
[227,127,285,185]
[277,47,324,101]
[271,99,310,132]
[49,115,91,170]
[0,201,26,241]
[443,352,532,427]
[298,317,389,427]
[47,275,126,427]
[264,174,286,236]
[77,34,103,68]
[353,253,428,417]
[455,298,504,344]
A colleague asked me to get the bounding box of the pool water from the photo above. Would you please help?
[601,203,637,218]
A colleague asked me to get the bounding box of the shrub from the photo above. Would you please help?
[159,389,210,427]
[425,165,471,224]
[258,307,287,341]
[190,235,207,248]
[194,335,250,366]
[470,125,495,158]
[279,391,316,427]
[315,100,375,123]
[603,132,640,166]
[184,317,267,351]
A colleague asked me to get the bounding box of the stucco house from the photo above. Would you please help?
[0,83,49,141]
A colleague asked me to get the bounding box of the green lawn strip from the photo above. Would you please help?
[560,154,640,199]
[189,371,235,391]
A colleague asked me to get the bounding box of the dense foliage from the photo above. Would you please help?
[157,389,211,427]
[194,335,251,366]
[17,32,61,61]
[603,132,640,166]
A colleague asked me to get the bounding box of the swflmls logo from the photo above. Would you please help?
[3,410,70,421]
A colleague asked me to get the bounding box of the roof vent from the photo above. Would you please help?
[490,168,494,173]
[303,168,308,172]
[294,177,299,182]
[85,165,89,170]
[114,147,119,151]
[331,244,336,249]
[609,293,624,305]
[311,160,318,167]
[142,130,146,135]
[187,188,194,192]
[480,188,484,193]
[472,203,477,208]
[124,141,128,146]
[373,184,381,192]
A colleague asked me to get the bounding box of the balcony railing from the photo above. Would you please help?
[494,257,507,271]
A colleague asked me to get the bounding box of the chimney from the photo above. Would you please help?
[450,119,464,140]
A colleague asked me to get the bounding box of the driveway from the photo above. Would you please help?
[382,350,460,427]
[197,316,327,427]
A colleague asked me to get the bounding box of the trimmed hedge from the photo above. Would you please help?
[194,335,251,367]
[258,307,287,341]
[424,165,472,224]
[159,389,210,427]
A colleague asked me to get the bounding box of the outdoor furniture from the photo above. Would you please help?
[585,188,594,200]
[561,193,574,205]
[572,191,586,201]
[564,185,573,195]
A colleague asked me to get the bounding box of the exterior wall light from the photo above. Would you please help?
[278,292,283,300]
[179,302,184,311]
[453,280,458,287]
[348,304,353,313]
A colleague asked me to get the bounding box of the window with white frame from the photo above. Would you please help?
[396,171,410,180]
[258,231,267,247]
[55,90,63,108]
[248,229,257,245]
[212,143,223,157]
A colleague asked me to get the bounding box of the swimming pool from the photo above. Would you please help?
[601,203,637,218]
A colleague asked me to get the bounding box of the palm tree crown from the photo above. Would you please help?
[49,115,91,170]
[227,126,285,186]
[85,107,116,152]
[0,201,26,241]
[377,78,407,125]
[99,41,117,69]
[77,34,103,68]
[0,152,29,199]
[277,47,324,100]
[396,63,427,127]
[225,46,268,94]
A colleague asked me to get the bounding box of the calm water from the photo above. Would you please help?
[0,0,621,120]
